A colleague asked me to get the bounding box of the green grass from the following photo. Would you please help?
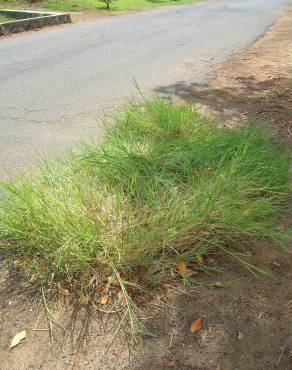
[0,0,201,12]
[0,13,15,22]
[0,97,290,334]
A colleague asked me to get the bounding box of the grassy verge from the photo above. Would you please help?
[0,0,201,12]
[0,97,290,334]
[0,13,15,22]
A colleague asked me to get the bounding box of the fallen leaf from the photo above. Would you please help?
[10,330,26,349]
[177,260,187,275]
[79,295,89,305]
[177,260,194,276]
[58,287,70,296]
[196,255,204,264]
[98,294,109,305]
[190,317,204,333]
[237,330,244,340]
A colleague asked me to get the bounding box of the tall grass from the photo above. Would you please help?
[0,97,290,333]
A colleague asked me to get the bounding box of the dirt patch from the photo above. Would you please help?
[1,6,292,370]
[134,245,292,370]
[70,11,115,23]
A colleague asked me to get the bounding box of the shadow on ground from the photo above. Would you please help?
[134,244,292,370]
[0,258,132,369]
[155,75,292,143]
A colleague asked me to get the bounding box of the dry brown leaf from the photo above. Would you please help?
[98,294,109,305]
[177,260,187,275]
[58,287,70,296]
[190,317,204,333]
[177,260,194,276]
[79,296,89,305]
[10,330,26,349]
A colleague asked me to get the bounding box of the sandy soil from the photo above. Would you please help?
[1,6,292,370]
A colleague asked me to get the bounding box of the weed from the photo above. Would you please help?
[0,97,290,335]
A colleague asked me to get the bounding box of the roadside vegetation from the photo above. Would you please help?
[0,13,14,22]
[0,97,290,334]
[0,0,201,12]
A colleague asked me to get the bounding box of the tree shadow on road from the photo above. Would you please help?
[154,74,292,143]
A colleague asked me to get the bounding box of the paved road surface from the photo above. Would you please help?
[0,0,289,175]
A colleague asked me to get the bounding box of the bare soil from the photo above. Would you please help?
[1,7,292,370]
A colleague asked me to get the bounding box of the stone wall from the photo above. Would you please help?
[0,10,71,36]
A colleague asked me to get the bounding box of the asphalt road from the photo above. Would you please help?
[0,0,289,175]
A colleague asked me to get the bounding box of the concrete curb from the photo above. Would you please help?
[0,9,71,36]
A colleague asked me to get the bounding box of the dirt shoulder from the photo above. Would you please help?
[172,7,292,145]
[1,6,292,370]
[135,7,292,370]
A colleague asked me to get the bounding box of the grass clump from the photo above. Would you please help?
[0,14,15,22]
[0,97,290,333]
